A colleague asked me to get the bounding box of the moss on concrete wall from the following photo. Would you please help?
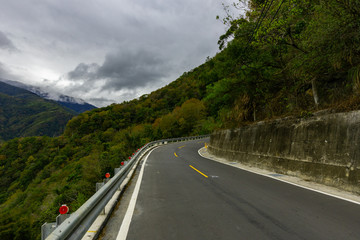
[209,111,360,193]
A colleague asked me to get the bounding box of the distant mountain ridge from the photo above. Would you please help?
[0,81,75,141]
[0,79,97,113]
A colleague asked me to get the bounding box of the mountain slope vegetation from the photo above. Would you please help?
[0,81,75,141]
[1,79,97,114]
[1,0,360,239]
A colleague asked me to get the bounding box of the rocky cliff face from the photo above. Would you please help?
[209,110,360,193]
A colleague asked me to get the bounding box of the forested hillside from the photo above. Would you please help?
[0,79,97,114]
[211,0,360,126]
[1,0,359,239]
[0,81,75,141]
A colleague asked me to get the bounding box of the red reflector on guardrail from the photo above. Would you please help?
[59,204,69,215]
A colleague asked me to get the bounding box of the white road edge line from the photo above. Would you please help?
[116,147,157,240]
[198,148,360,206]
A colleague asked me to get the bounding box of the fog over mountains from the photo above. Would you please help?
[0,78,96,113]
[0,80,77,140]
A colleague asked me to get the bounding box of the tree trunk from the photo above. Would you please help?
[311,78,319,108]
[253,102,256,121]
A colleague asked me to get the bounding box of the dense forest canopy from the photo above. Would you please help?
[214,0,360,124]
[1,0,360,239]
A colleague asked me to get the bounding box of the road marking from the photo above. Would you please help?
[116,148,156,240]
[269,173,283,177]
[178,145,185,149]
[87,231,97,233]
[198,148,360,206]
[174,152,178,157]
[189,165,208,178]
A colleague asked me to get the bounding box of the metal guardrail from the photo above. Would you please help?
[43,135,209,240]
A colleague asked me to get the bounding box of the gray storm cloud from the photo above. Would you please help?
[0,0,236,106]
[0,62,17,80]
[67,50,170,91]
[0,31,15,50]
[67,63,100,80]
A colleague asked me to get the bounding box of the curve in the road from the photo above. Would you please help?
[116,139,360,240]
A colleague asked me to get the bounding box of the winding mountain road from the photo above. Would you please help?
[102,139,360,240]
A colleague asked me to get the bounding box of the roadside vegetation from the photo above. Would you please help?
[0,0,359,239]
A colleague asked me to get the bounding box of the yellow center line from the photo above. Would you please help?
[178,145,185,149]
[174,152,178,157]
[87,231,97,233]
[189,165,208,178]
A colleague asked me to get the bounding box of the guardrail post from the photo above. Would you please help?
[114,167,123,190]
[96,182,106,214]
[41,222,56,240]
[56,214,70,226]
[41,214,70,240]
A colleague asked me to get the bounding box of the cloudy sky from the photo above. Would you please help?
[0,0,237,107]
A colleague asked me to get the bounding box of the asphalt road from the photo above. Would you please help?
[115,139,360,240]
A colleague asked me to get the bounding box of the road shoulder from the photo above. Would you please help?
[199,146,360,205]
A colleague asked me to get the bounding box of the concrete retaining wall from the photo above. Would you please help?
[208,110,360,193]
